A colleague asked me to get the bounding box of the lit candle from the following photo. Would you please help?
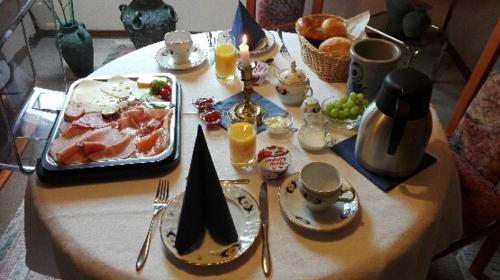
[239,34,250,67]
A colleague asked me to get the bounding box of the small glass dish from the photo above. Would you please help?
[262,113,295,138]
[321,96,365,130]
[200,109,222,128]
[192,96,216,112]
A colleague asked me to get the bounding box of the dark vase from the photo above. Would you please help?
[57,22,94,77]
[385,0,412,24]
[119,0,178,49]
[402,8,431,39]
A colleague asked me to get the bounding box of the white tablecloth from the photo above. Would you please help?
[25,32,462,279]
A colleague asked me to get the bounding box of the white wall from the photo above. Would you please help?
[32,0,385,31]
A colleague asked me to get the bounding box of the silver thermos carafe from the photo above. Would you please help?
[355,68,433,178]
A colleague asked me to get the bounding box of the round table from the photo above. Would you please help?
[25,32,462,279]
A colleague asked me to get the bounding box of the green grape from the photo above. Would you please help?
[362,99,369,106]
[357,93,365,100]
[337,97,348,104]
[349,92,357,99]
[342,99,355,109]
[329,108,340,118]
[325,102,336,112]
[338,109,350,120]
[350,106,361,116]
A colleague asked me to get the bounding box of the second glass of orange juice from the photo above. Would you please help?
[215,32,237,81]
[228,120,256,168]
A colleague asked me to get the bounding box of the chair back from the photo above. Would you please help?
[246,0,324,31]
[446,19,500,136]
[447,19,500,227]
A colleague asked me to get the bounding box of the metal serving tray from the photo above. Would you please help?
[36,73,181,185]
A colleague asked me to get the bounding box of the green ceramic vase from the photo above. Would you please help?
[58,22,94,77]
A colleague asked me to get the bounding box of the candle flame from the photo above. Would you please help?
[242,34,247,44]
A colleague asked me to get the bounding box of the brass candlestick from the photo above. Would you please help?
[228,62,265,124]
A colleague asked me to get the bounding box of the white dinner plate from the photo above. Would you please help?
[279,173,359,232]
[155,45,207,71]
[159,183,261,266]
[249,30,275,58]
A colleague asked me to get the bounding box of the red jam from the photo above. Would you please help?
[200,109,222,128]
[192,96,215,112]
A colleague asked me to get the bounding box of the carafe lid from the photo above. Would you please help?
[375,68,432,120]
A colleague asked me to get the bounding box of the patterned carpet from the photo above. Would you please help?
[0,202,55,279]
[101,44,135,67]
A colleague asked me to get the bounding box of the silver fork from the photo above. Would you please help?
[277,29,291,58]
[136,179,169,271]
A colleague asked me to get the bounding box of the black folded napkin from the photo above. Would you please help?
[330,136,437,192]
[214,92,287,134]
[230,1,266,50]
[175,125,238,255]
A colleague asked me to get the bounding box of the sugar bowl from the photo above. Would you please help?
[276,61,313,106]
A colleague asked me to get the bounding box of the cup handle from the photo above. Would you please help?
[337,183,356,203]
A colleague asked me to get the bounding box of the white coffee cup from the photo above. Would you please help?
[164,30,193,64]
[298,162,355,212]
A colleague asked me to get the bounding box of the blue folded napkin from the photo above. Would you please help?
[330,136,437,192]
[214,92,287,133]
[230,1,266,50]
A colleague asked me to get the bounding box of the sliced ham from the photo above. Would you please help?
[60,121,91,138]
[126,107,147,123]
[51,105,172,165]
[136,129,161,154]
[73,112,110,129]
[50,127,135,165]
[49,137,84,165]
[135,128,170,157]
[62,149,88,164]
[148,108,168,120]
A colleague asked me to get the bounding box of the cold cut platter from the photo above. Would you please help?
[36,73,181,184]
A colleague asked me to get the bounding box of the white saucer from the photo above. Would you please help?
[278,173,359,232]
[159,183,261,266]
[155,45,207,71]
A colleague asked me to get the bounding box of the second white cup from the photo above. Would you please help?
[299,162,355,212]
[164,30,193,64]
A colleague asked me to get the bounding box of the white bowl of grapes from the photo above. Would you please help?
[321,92,369,130]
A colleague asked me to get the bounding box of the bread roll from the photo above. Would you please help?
[320,18,347,38]
[319,37,353,58]
[296,16,327,41]
[296,15,348,42]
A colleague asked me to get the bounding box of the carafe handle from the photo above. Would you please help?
[387,98,410,155]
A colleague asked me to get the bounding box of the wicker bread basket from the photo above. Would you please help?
[296,14,351,83]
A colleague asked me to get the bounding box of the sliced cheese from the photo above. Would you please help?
[70,80,120,113]
[100,75,136,98]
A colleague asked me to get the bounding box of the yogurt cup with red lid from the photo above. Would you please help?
[257,146,292,180]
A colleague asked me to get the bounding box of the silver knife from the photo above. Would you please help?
[259,181,271,276]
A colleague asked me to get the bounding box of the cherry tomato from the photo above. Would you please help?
[159,85,172,100]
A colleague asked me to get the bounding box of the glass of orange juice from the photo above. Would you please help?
[228,119,257,168]
[215,32,237,81]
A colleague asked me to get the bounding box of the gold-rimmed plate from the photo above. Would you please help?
[278,173,359,232]
[159,183,261,266]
